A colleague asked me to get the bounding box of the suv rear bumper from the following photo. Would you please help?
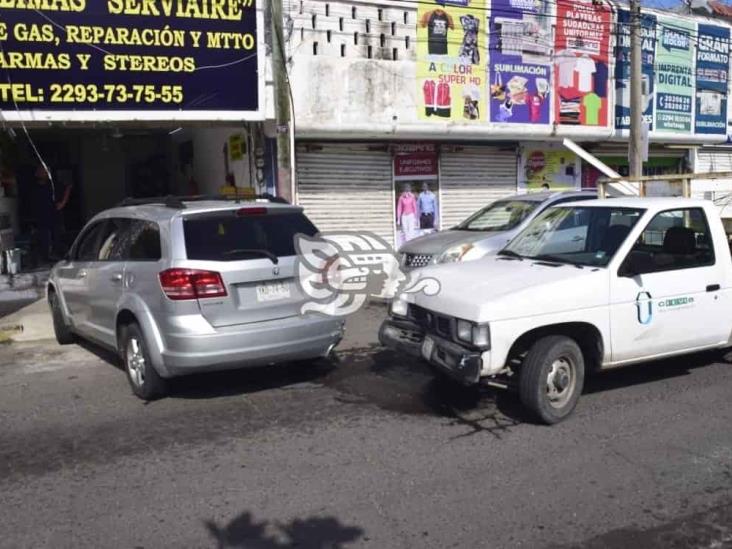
[379,318,483,385]
[157,314,344,376]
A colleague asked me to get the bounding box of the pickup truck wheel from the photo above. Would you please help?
[519,336,585,425]
[49,291,76,345]
[121,323,167,401]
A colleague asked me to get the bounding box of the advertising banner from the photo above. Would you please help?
[393,144,441,247]
[488,0,552,124]
[614,10,656,130]
[655,17,695,133]
[554,0,612,127]
[695,24,730,135]
[393,144,439,181]
[416,0,487,122]
[519,148,580,190]
[0,0,262,121]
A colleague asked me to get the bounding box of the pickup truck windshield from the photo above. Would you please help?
[502,206,644,267]
[456,200,538,231]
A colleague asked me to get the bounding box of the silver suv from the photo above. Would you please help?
[47,196,344,400]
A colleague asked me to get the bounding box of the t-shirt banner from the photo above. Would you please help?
[554,0,612,127]
[488,0,552,124]
[655,17,695,133]
[695,24,730,135]
[417,0,487,122]
[0,0,261,121]
[614,10,656,130]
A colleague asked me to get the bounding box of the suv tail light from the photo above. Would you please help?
[159,269,227,300]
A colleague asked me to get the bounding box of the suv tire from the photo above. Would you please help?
[49,291,76,345]
[519,335,585,425]
[121,322,167,400]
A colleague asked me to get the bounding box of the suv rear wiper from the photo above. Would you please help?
[222,249,279,264]
[496,250,524,261]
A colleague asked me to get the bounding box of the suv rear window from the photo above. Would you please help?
[183,210,318,261]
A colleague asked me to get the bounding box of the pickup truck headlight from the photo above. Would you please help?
[390,296,409,318]
[456,319,491,349]
[437,243,474,264]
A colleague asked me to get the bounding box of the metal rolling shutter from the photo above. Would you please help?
[296,143,394,244]
[693,148,732,200]
[439,146,518,228]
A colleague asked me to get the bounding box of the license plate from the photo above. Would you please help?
[421,336,435,360]
[256,281,291,302]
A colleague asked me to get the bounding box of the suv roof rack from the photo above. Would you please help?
[117,193,289,209]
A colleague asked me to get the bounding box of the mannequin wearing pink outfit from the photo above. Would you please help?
[397,183,419,242]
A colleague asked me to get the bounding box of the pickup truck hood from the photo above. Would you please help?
[408,257,609,323]
[400,230,503,256]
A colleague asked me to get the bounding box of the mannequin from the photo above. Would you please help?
[396,183,418,243]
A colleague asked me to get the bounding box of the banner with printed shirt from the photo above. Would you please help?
[488,0,552,124]
[554,0,612,127]
[695,24,730,135]
[614,10,657,130]
[416,0,487,122]
[655,17,695,133]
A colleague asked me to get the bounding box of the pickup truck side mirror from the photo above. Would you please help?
[618,262,637,278]
[619,253,645,278]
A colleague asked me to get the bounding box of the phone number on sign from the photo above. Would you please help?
[47,84,184,104]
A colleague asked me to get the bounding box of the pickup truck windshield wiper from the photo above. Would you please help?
[222,248,279,264]
[528,254,584,268]
[497,250,524,261]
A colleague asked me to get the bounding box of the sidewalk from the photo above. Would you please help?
[0,269,52,342]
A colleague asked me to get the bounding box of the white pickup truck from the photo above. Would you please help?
[380,198,732,424]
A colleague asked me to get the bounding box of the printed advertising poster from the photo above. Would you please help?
[519,149,581,190]
[614,10,657,130]
[655,17,695,133]
[393,145,441,248]
[488,0,553,124]
[554,0,612,126]
[0,1,262,121]
[416,0,487,122]
[695,24,730,135]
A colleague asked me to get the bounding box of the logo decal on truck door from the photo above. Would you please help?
[636,291,653,325]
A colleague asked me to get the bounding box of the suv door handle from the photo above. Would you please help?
[111,273,123,283]
[706,284,720,292]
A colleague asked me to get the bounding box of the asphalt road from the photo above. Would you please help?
[1,304,732,548]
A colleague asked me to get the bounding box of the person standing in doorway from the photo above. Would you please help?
[33,162,71,263]
[418,182,437,229]
[396,183,419,244]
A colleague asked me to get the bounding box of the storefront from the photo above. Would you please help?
[296,142,519,247]
[0,2,268,269]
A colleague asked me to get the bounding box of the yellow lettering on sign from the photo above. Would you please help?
[0,0,85,11]
[106,0,246,20]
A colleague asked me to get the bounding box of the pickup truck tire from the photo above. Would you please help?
[519,335,585,425]
[120,322,168,401]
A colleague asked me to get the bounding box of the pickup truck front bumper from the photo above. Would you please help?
[379,318,482,385]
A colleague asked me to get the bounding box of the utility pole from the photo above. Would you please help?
[628,0,644,184]
[270,0,293,202]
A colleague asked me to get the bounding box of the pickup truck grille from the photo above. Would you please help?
[404,253,433,269]
[409,304,453,338]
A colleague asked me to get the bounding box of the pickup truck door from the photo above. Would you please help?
[609,207,727,363]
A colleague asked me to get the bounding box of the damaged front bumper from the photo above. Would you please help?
[379,318,483,385]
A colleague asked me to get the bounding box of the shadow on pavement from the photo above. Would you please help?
[584,350,722,395]
[204,511,364,548]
